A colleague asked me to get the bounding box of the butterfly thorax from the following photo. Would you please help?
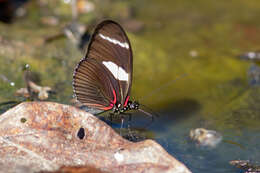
[112,100,139,114]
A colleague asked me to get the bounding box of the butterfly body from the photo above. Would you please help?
[112,100,139,114]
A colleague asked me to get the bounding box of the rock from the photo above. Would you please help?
[27,81,52,100]
[39,165,107,173]
[230,160,260,173]
[190,128,222,148]
[239,51,260,61]
[189,50,198,58]
[0,0,28,23]
[77,0,95,14]
[15,87,30,98]
[16,64,52,100]
[248,64,260,86]
[15,81,52,100]
[41,16,59,26]
[0,102,191,173]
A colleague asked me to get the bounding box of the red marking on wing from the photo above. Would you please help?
[124,96,130,107]
[112,89,117,104]
[102,89,117,110]
[103,105,113,110]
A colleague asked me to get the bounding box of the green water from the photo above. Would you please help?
[0,0,260,172]
[131,1,260,172]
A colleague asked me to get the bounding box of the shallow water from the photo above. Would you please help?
[130,0,260,172]
[0,0,260,172]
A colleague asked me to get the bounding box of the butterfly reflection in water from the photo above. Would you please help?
[73,20,153,129]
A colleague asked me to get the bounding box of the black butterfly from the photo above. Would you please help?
[73,20,150,117]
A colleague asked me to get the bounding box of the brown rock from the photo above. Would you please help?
[41,16,59,26]
[0,102,191,173]
[15,80,52,100]
[40,165,108,173]
[230,160,260,173]
[190,128,222,148]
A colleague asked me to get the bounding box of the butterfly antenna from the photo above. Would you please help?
[138,108,154,119]
[139,73,188,102]
[138,103,160,123]
[141,102,160,115]
[137,108,156,129]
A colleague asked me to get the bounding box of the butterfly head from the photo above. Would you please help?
[128,101,139,110]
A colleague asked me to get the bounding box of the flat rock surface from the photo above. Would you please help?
[0,102,191,173]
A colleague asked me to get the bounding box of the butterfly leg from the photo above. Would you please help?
[119,113,132,138]
[127,113,135,141]
[119,116,125,136]
[109,112,113,122]
[127,113,133,130]
[121,113,135,141]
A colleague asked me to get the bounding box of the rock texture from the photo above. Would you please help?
[0,102,191,173]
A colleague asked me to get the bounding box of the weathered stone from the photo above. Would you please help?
[0,102,191,173]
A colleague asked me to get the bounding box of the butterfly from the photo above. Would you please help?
[73,20,151,118]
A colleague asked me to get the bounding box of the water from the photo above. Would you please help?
[128,0,260,172]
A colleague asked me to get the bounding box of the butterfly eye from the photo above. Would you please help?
[135,102,139,109]
[130,103,135,109]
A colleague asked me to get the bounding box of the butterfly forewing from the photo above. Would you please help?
[88,20,133,103]
[73,20,133,111]
[74,58,113,109]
